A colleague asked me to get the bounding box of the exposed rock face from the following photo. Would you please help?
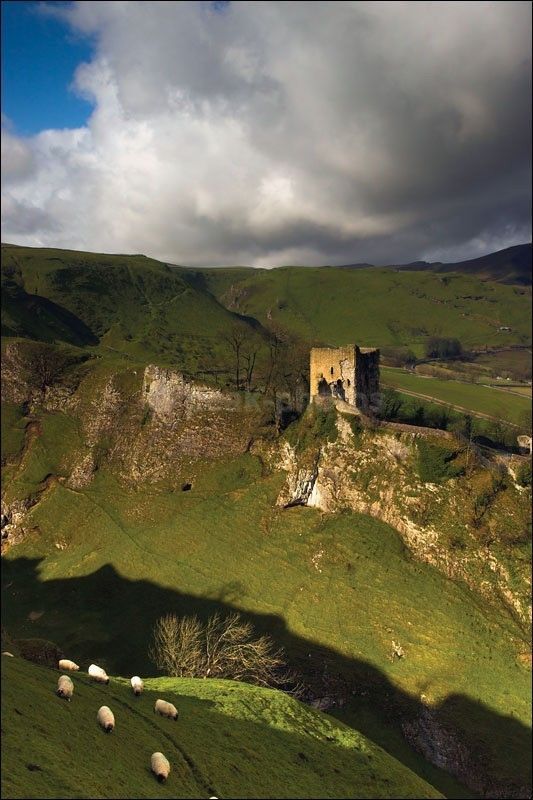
[109,367,263,484]
[277,442,319,507]
[273,417,531,627]
[1,498,37,552]
[143,365,235,422]
[2,353,267,547]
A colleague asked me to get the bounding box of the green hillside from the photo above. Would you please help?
[2,244,531,427]
[2,450,530,795]
[1,245,264,375]
[2,243,531,362]
[1,244,531,798]
[2,655,442,799]
[195,265,531,353]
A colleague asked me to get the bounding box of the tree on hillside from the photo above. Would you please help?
[378,387,403,420]
[222,324,260,391]
[149,611,301,694]
[9,341,73,393]
[222,324,248,390]
[425,337,463,359]
[260,325,309,429]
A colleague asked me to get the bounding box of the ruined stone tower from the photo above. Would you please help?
[310,345,380,411]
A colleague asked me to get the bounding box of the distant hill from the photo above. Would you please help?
[335,244,532,285]
[394,243,532,285]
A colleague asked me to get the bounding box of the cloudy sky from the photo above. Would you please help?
[1,1,531,267]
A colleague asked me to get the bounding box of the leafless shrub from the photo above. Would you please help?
[149,611,302,695]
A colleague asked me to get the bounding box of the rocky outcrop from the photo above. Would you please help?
[109,367,264,484]
[8,362,265,491]
[1,497,40,552]
[273,414,532,627]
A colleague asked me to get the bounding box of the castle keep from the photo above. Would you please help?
[310,345,380,411]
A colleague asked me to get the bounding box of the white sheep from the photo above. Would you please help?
[56,675,74,702]
[154,698,178,720]
[2,652,14,657]
[97,706,115,733]
[151,752,170,782]
[130,676,143,696]
[88,664,110,684]
[58,658,79,671]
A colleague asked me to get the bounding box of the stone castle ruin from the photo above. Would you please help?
[310,345,380,411]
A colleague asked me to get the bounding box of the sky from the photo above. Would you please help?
[1,0,531,267]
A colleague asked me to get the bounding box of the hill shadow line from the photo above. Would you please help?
[1,556,531,799]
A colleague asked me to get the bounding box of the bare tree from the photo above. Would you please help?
[14,342,72,393]
[149,611,301,693]
[260,326,309,429]
[222,324,248,390]
[242,348,258,392]
[148,614,203,677]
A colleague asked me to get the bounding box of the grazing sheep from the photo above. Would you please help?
[58,658,79,671]
[56,675,74,701]
[97,706,115,733]
[2,652,14,657]
[130,676,144,696]
[154,699,178,720]
[151,752,170,783]
[88,664,110,684]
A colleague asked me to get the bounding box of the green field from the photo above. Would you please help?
[2,656,443,799]
[381,367,531,424]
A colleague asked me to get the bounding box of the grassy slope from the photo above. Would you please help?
[1,403,27,463]
[380,367,531,424]
[3,244,531,361]
[1,245,262,374]
[1,655,442,800]
[197,266,531,353]
[2,449,531,791]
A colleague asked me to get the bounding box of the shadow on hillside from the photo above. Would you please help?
[2,557,531,799]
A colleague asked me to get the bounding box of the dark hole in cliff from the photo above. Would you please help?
[182,483,192,492]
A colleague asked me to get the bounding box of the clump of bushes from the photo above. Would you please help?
[16,638,64,668]
[425,337,463,359]
[416,440,464,483]
[516,461,532,487]
[284,404,338,452]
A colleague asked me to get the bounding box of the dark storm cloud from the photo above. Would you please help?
[2,1,531,265]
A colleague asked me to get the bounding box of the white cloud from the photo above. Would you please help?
[2,0,531,265]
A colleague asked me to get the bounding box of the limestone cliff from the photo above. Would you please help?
[268,412,531,629]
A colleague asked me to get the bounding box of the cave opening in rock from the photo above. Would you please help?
[182,483,192,491]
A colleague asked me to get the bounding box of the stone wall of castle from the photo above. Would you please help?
[355,347,380,410]
[310,346,357,405]
[310,345,379,409]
